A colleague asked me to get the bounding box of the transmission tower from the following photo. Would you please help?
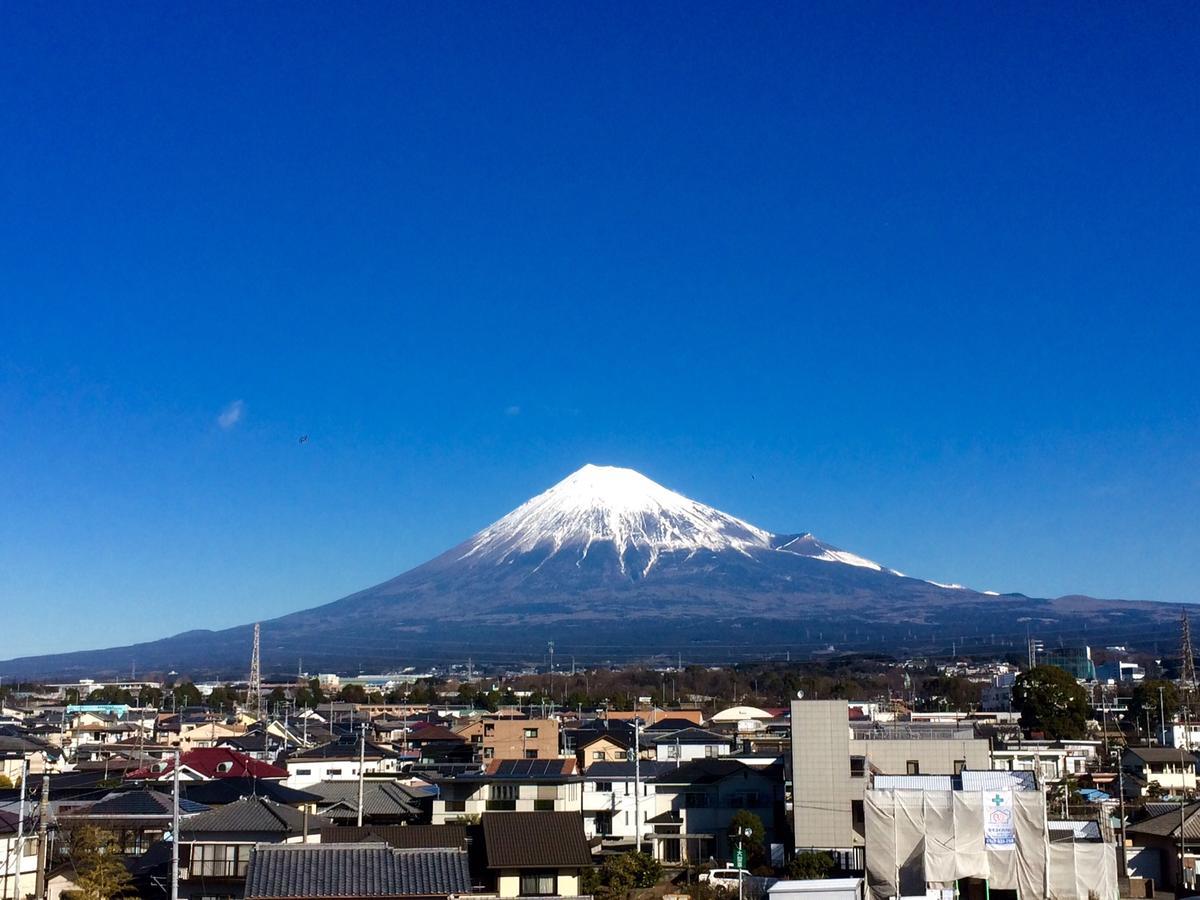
[1181,611,1197,704]
[248,623,262,718]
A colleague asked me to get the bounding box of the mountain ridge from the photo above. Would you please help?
[0,464,1183,679]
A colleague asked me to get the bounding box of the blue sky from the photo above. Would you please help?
[2,2,1198,658]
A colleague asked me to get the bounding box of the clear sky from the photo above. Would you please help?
[2,2,1198,658]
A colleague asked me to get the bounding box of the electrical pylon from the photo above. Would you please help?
[248,623,262,718]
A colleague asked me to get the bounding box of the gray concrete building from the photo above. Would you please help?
[790,700,991,868]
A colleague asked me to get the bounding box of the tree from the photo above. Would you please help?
[0,774,12,789]
[338,684,369,704]
[728,810,766,868]
[582,851,661,899]
[787,851,835,880]
[172,682,202,707]
[1012,665,1090,739]
[64,825,133,900]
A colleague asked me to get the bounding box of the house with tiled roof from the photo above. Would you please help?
[481,811,593,898]
[244,842,473,899]
[125,747,288,782]
[285,735,400,788]
[650,727,732,763]
[56,789,209,855]
[175,796,327,898]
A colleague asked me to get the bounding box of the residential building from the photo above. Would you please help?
[651,727,731,762]
[431,759,581,824]
[56,789,208,855]
[1122,747,1198,798]
[126,747,288,782]
[0,811,39,900]
[790,700,990,868]
[285,736,399,788]
[648,758,784,864]
[990,739,1101,782]
[481,811,593,898]
[580,761,672,842]
[177,796,324,898]
[456,717,559,761]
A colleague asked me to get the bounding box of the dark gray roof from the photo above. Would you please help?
[180,797,319,836]
[1126,801,1200,839]
[585,761,676,780]
[1124,747,1198,765]
[64,790,208,819]
[292,737,393,761]
[310,781,422,818]
[181,778,320,807]
[244,843,472,898]
[651,727,730,745]
[652,758,760,786]
[481,812,592,870]
[319,825,467,850]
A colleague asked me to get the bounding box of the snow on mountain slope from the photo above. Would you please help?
[458,464,774,576]
[772,532,896,574]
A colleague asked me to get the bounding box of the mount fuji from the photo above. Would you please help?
[0,464,1181,678]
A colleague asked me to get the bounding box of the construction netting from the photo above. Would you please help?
[864,789,1118,900]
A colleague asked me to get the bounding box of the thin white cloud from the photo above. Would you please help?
[217,399,245,430]
[504,405,521,416]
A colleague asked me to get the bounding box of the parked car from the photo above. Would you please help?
[700,869,775,898]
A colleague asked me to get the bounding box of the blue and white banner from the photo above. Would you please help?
[983,789,1016,849]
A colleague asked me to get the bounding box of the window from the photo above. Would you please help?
[905,760,920,775]
[852,800,865,837]
[484,723,495,736]
[594,781,613,793]
[666,744,679,759]
[704,745,717,758]
[953,759,966,775]
[444,800,466,812]
[525,749,538,759]
[534,799,555,811]
[472,734,483,744]
[520,873,557,896]
[490,784,519,800]
[483,747,495,759]
[850,757,866,778]
[524,728,539,739]
[190,844,252,878]
[684,791,709,808]
[593,751,605,760]
[294,768,312,776]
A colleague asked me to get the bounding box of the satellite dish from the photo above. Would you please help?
[796,690,805,700]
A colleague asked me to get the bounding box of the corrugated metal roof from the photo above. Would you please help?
[961,770,1038,791]
[873,775,954,791]
[244,843,472,898]
[481,812,592,870]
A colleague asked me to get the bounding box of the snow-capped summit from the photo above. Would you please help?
[458,464,773,575]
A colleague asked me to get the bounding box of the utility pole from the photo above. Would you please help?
[548,642,555,704]
[633,718,641,853]
[8,760,26,900]
[34,774,48,900]
[356,726,366,828]
[171,750,180,900]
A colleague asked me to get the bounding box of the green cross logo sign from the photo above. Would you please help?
[991,794,1005,807]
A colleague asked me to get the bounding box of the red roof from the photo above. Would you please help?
[125,747,287,781]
